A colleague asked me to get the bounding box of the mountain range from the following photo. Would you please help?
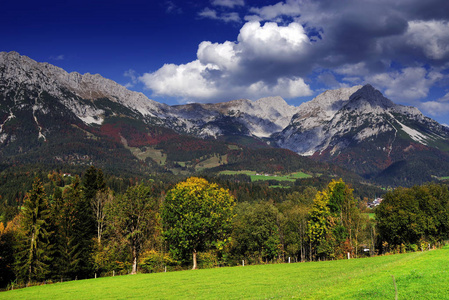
[2,51,449,186]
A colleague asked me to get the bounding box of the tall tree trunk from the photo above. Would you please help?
[29,231,35,284]
[97,223,101,244]
[300,239,304,262]
[192,250,197,270]
[131,247,138,274]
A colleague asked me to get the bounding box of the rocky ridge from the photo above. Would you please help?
[0,51,297,139]
[2,51,449,184]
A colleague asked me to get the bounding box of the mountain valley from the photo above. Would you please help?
[1,51,449,187]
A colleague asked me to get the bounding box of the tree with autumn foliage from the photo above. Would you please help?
[162,177,235,269]
[109,183,159,274]
[376,183,449,253]
[0,215,20,288]
[307,179,361,260]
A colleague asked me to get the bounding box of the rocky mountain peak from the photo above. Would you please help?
[346,84,395,110]
[3,51,449,187]
[294,85,363,121]
[0,51,166,121]
[255,96,288,108]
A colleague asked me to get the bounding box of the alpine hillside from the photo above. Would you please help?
[1,51,449,186]
[0,51,345,182]
[274,84,449,185]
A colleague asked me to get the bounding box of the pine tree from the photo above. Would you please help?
[49,182,77,281]
[51,176,95,280]
[15,178,52,284]
[82,166,99,204]
[96,169,106,192]
[67,176,95,279]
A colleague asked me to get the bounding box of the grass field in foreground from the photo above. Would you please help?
[2,246,449,299]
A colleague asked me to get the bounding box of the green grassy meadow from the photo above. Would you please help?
[3,246,448,299]
[195,155,228,171]
[220,170,312,183]
[362,213,376,220]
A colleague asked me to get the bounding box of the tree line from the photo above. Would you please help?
[0,166,447,289]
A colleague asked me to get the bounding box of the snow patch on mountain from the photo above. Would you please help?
[275,84,448,157]
[32,103,47,141]
[0,51,302,138]
[0,51,166,125]
[3,51,449,163]
[396,119,429,145]
[0,111,14,134]
[164,96,299,138]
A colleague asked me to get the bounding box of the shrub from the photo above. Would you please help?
[139,250,179,273]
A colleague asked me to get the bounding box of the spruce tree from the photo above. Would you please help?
[96,169,106,192]
[80,166,100,239]
[67,176,95,279]
[49,183,75,281]
[15,178,52,284]
[51,176,95,280]
[82,166,99,204]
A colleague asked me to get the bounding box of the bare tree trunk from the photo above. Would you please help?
[301,241,305,262]
[97,222,101,244]
[192,250,198,270]
[131,247,138,274]
[29,231,35,284]
[92,189,112,245]
[309,240,312,261]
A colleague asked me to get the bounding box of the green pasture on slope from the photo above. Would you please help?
[2,246,449,299]
[362,213,376,220]
[219,170,312,182]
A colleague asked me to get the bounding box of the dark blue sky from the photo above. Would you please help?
[3,0,449,124]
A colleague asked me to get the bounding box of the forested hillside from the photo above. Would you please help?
[1,166,447,290]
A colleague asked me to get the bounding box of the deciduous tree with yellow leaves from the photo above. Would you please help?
[307,179,360,260]
[162,177,235,269]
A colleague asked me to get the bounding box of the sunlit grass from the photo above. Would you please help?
[219,170,312,183]
[2,246,448,299]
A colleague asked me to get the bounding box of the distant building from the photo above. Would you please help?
[368,197,383,208]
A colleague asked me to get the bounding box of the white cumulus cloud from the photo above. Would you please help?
[405,20,449,60]
[237,21,309,59]
[420,101,449,116]
[140,21,312,102]
[367,67,443,101]
[197,41,240,71]
[248,77,312,99]
[139,61,220,99]
[146,0,449,108]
